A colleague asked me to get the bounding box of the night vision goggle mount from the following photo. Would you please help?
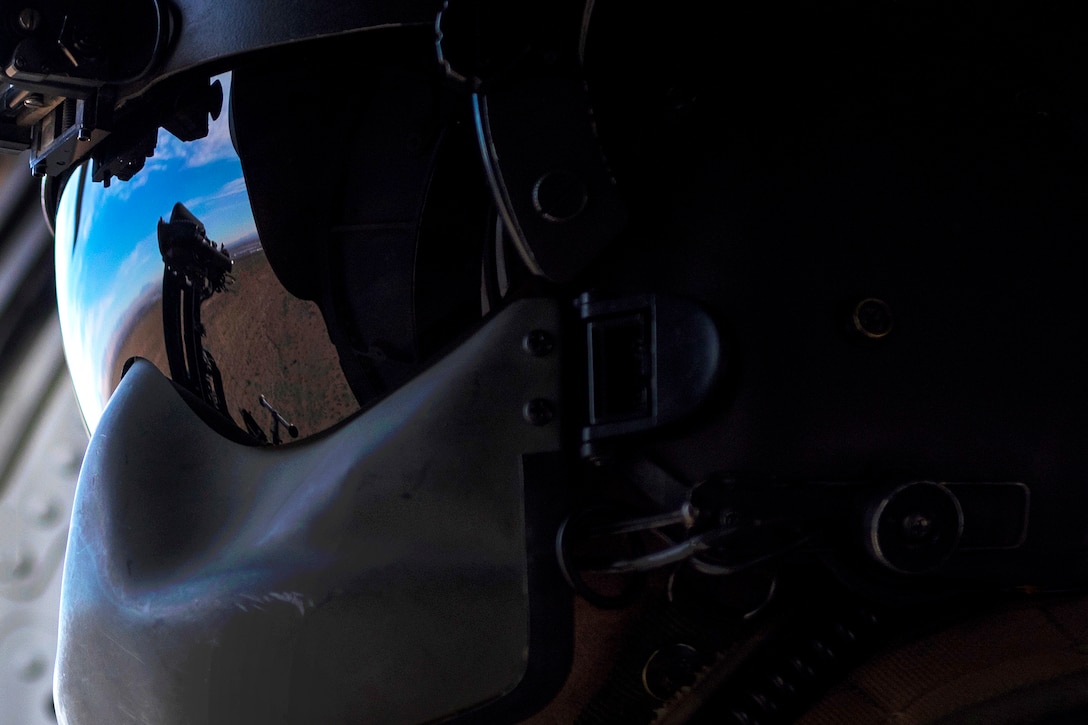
[0,0,213,184]
[1,0,437,185]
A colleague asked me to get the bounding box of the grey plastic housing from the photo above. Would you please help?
[55,298,568,725]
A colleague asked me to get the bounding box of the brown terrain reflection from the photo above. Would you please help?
[111,240,360,441]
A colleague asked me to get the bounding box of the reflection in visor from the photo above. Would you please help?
[158,202,235,424]
[54,73,359,439]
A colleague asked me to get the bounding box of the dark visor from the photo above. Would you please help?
[54,73,360,438]
[53,22,495,441]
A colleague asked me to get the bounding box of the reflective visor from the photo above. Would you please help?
[54,73,360,438]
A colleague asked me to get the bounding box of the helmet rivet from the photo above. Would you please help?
[641,643,703,700]
[852,298,893,339]
[523,398,554,426]
[522,329,555,357]
[532,170,588,223]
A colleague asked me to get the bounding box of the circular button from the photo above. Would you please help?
[852,298,893,339]
[865,481,963,574]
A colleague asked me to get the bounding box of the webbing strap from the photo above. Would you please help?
[799,596,1088,725]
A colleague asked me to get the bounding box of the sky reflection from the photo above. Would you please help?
[55,74,258,433]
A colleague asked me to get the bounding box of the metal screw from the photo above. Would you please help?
[532,170,588,223]
[17,7,41,32]
[902,513,932,541]
[641,643,703,700]
[522,329,555,357]
[22,93,45,109]
[523,398,555,426]
[852,298,893,339]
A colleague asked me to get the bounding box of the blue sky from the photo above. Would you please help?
[55,74,260,432]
